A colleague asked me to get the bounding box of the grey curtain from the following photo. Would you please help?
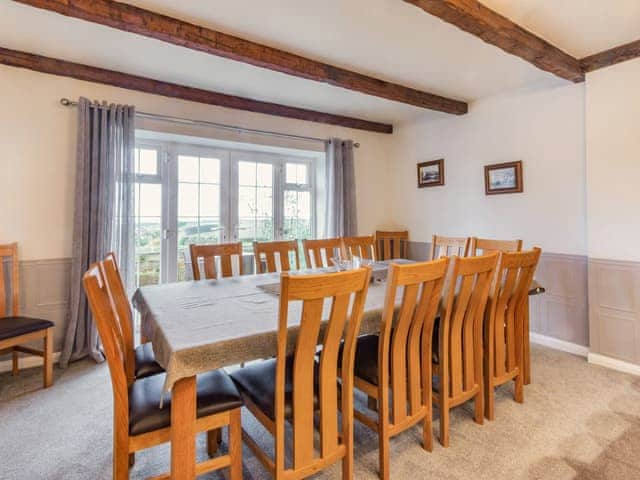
[324,138,357,237]
[60,98,136,367]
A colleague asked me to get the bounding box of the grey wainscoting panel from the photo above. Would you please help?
[406,242,589,347]
[0,258,71,363]
[588,258,640,364]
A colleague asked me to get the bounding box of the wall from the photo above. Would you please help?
[0,64,393,359]
[586,58,640,367]
[387,82,589,346]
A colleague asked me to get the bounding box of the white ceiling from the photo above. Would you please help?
[1,1,638,126]
[481,0,640,58]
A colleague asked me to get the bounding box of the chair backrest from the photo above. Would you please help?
[469,237,522,256]
[0,243,20,317]
[190,242,243,280]
[430,235,470,259]
[275,267,371,474]
[375,230,409,260]
[439,253,499,401]
[378,258,449,426]
[102,253,136,383]
[342,235,376,260]
[301,238,342,269]
[486,248,542,380]
[253,240,300,274]
[83,263,129,422]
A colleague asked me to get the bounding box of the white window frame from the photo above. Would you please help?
[134,137,318,283]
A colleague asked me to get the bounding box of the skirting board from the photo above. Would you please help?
[588,353,640,377]
[529,333,589,357]
[0,352,60,373]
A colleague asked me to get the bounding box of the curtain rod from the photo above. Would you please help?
[59,98,360,148]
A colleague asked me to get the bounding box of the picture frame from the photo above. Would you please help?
[484,161,523,195]
[417,159,444,188]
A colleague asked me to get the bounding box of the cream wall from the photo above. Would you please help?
[0,65,393,260]
[586,58,640,262]
[386,82,587,256]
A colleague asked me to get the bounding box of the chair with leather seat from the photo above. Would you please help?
[230,267,371,480]
[342,235,376,261]
[350,258,449,480]
[302,237,343,268]
[430,235,470,259]
[253,240,301,274]
[484,248,541,420]
[0,243,54,389]
[102,253,163,382]
[190,242,244,280]
[83,262,243,480]
[434,253,499,447]
[375,230,409,260]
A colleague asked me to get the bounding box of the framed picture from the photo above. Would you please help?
[417,159,444,188]
[484,161,523,195]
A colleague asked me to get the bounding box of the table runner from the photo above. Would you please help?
[132,262,411,393]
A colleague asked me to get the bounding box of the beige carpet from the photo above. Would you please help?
[1,344,640,479]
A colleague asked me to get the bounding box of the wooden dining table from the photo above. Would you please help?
[132,261,544,479]
[132,262,406,479]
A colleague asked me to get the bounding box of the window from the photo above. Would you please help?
[133,138,319,284]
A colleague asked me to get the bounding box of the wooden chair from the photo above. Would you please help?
[469,237,522,255]
[230,267,372,480]
[0,243,54,389]
[190,242,243,280]
[433,253,499,447]
[83,262,244,480]
[102,253,163,383]
[253,240,300,274]
[342,235,376,260]
[375,230,409,260]
[351,258,449,480]
[430,235,470,259]
[484,248,541,420]
[302,238,343,269]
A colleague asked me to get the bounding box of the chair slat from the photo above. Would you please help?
[302,238,342,269]
[431,235,470,259]
[342,235,376,260]
[190,243,243,280]
[253,240,299,274]
[375,230,409,260]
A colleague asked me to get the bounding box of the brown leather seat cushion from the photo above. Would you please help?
[134,343,164,379]
[229,357,318,421]
[128,370,242,436]
[0,316,54,341]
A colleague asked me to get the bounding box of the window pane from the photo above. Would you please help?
[135,217,161,286]
[178,183,198,217]
[199,184,220,217]
[139,149,158,175]
[257,187,273,217]
[284,190,312,240]
[200,157,220,183]
[178,155,199,182]
[286,163,307,185]
[238,186,257,217]
[257,163,273,187]
[138,183,161,217]
[238,161,256,186]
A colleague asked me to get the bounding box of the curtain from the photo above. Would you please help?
[60,98,136,368]
[324,138,357,237]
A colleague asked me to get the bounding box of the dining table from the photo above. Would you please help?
[132,261,409,479]
[131,260,544,479]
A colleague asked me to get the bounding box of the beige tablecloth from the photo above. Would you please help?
[132,263,408,393]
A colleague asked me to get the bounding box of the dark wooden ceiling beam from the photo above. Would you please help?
[12,0,468,115]
[0,47,393,133]
[581,40,640,73]
[403,0,584,83]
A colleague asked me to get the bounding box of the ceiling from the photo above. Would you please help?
[2,1,639,127]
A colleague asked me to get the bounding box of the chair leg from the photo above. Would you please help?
[367,396,378,412]
[514,373,524,404]
[113,439,129,480]
[474,388,484,425]
[128,453,135,467]
[12,349,19,376]
[44,328,54,388]
[228,409,243,480]
[378,424,390,480]
[439,405,449,448]
[485,379,495,421]
[207,428,221,457]
[423,410,433,452]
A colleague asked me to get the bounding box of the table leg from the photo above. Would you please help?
[524,301,531,385]
[171,376,197,479]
